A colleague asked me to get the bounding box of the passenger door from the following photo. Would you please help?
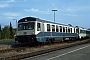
[42,23,44,32]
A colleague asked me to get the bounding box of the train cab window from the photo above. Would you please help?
[80,30,85,33]
[52,25,55,32]
[63,27,65,32]
[56,25,59,32]
[47,24,50,31]
[18,22,35,31]
[37,23,41,31]
[60,26,62,32]
[80,30,83,33]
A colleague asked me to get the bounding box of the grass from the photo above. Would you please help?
[0,39,15,42]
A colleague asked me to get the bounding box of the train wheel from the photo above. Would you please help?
[46,38,54,44]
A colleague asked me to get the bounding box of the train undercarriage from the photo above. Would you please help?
[15,35,81,46]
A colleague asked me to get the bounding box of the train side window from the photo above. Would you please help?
[71,28,72,33]
[52,25,55,32]
[76,29,78,33]
[74,28,75,33]
[60,26,62,32]
[66,27,67,33]
[37,23,41,31]
[47,24,50,31]
[56,25,59,32]
[63,27,65,32]
[68,28,70,33]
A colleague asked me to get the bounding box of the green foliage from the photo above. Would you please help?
[2,25,10,39]
[0,24,1,40]
[0,22,16,40]
[10,22,13,39]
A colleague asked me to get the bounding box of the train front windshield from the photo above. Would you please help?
[18,22,35,31]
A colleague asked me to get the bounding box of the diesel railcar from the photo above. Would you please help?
[15,17,90,44]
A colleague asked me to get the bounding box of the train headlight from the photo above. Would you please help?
[17,33,19,35]
[24,32,27,35]
[32,32,35,35]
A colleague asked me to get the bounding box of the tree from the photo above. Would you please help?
[2,25,10,39]
[10,22,13,38]
[13,28,17,36]
[0,24,1,40]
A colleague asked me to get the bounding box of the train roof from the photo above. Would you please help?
[18,17,36,22]
[18,17,78,28]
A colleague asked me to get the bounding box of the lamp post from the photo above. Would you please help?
[13,19,17,28]
[13,19,18,33]
[13,19,18,44]
[52,10,57,22]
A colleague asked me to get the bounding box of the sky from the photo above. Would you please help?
[0,0,90,28]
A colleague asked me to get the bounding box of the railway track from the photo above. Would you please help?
[0,39,90,60]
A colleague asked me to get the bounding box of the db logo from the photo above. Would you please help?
[24,32,27,35]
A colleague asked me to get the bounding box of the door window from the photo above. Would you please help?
[37,23,41,31]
